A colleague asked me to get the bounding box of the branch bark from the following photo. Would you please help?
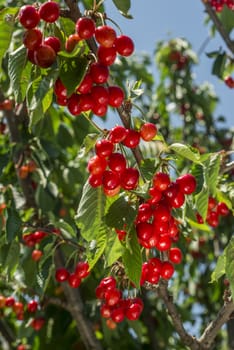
[202,1,234,55]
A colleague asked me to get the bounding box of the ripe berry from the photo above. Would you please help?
[75,261,90,279]
[115,35,134,56]
[44,36,61,53]
[100,276,116,291]
[5,296,15,307]
[65,33,81,52]
[19,5,40,29]
[77,73,93,94]
[169,247,182,264]
[55,267,69,282]
[122,129,140,148]
[79,93,93,112]
[91,85,109,105]
[34,44,56,68]
[97,46,117,66]
[125,302,142,320]
[68,273,81,288]
[208,197,217,209]
[121,167,139,190]
[0,295,6,308]
[90,62,109,84]
[88,173,102,187]
[87,155,107,175]
[100,303,112,318]
[103,186,121,197]
[95,25,117,48]
[39,1,60,23]
[155,235,172,251]
[95,139,114,158]
[136,203,153,222]
[217,202,229,216]
[108,86,124,108]
[75,17,96,39]
[153,172,170,191]
[136,222,153,241]
[54,78,67,98]
[160,261,174,280]
[108,152,126,173]
[31,249,43,261]
[67,94,81,116]
[17,345,26,350]
[111,307,125,323]
[105,288,121,306]
[92,102,108,117]
[176,174,196,194]
[153,203,171,223]
[109,125,127,143]
[31,317,45,331]
[27,300,38,313]
[13,301,24,314]
[102,170,120,190]
[206,211,219,227]
[140,123,157,141]
[23,29,42,50]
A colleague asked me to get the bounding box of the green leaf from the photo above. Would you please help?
[105,196,136,230]
[76,182,106,241]
[0,7,18,75]
[122,230,142,288]
[4,240,20,277]
[8,45,27,103]
[87,225,107,270]
[5,207,21,243]
[54,219,77,239]
[35,185,56,212]
[59,56,88,96]
[77,133,99,159]
[140,158,158,181]
[195,186,209,221]
[169,143,200,162]
[212,53,227,78]
[220,6,234,34]
[105,233,124,267]
[187,219,211,232]
[112,0,132,17]
[226,237,234,298]
[211,253,226,283]
[206,153,221,196]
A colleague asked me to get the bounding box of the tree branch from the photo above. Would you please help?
[199,299,234,349]
[202,1,234,55]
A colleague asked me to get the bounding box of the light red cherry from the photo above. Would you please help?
[39,1,60,23]
[115,35,134,57]
[19,5,40,29]
[95,25,117,48]
[75,17,96,39]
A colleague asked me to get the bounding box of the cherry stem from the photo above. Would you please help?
[105,17,123,35]
[82,112,104,133]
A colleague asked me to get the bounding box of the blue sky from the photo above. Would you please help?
[104,0,233,128]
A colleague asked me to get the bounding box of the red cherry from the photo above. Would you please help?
[33,230,47,243]
[79,93,93,112]
[108,86,124,108]
[95,139,114,158]
[65,33,81,52]
[206,211,219,227]
[44,36,61,53]
[34,44,56,68]
[75,17,96,39]
[87,155,107,175]
[102,170,120,190]
[97,46,117,66]
[100,303,112,318]
[196,212,204,224]
[39,1,60,23]
[31,249,43,261]
[136,222,153,241]
[121,167,139,190]
[90,62,109,84]
[160,261,174,280]
[155,235,172,251]
[149,257,162,275]
[217,202,229,216]
[27,300,38,313]
[169,247,182,264]
[31,317,45,331]
[55,267,69,282]
[0,295,6,308]
[75,261,90,279]
[111,307,125,323]
[115,35,134,57]
[17,345,26,350]
[153,172,170,191]
[115,228,126,241]
[122,129,140,148]
[125,302,142,320]
[92,103,108,117]
[23,29,42,50]
[153,203,171,223]
[109,125,127,143]
[5,296,15,307]
[27,49,37,64]
[100,276,116,291]
[169,191,185,208]
[136,203,153,222]
[95,25,117,48]
[19,5,40,29]
[68,273,81,288]
[77,73,93,94]
[148,187,162,204]
[13,301,24,314]
[176,174,196,194]
[208,197,217,209]
[91,85,109,105]
[88,173,103,188]
[103,185,121,197]
[108,152,126,173]
[54,78,67,98]
[105,288,121,306]
[67,94,81,116]
[140,123,157,141]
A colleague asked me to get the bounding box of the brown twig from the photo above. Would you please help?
[202,1,234,55]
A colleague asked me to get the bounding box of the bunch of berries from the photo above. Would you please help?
[196,196,229,227]
[0,294,40,322]
[87,123,157,196]
[55,261,90,288]
[18,2,61,68]
[208,0,234,12]
[95,276,144,324]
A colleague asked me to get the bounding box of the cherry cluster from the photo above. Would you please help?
[208,0,234,12]
[196,196,229,227]
[55,261,90,288]
[22,230,47,261]
[18,2,61,68]
[88,123,157,196]
[0,294,44,331]
[95,276,143,325]
[54,18,134,117]
[224,76,234,89]
[18,160,37,180]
